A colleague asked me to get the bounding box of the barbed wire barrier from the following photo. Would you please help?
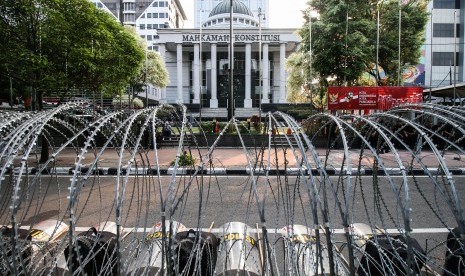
[0,102,464,275]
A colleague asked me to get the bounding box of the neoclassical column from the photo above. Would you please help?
[176,43,183,103]
[210,43,218,108]
[279,43,287,103]
[244,43,252,108]
[262,43,270,103]
[193,43,200,104]
[159,43,167,104]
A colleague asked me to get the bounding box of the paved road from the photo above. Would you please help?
[2,175,463,263]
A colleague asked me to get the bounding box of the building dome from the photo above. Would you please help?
[209,0,254,17]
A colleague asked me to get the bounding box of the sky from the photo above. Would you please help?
[179,0,307,28]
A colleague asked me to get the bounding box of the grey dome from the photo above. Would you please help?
[209,0,254,17]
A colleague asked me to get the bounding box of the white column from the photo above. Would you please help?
[244,43,252,108]
[176,43,183,103]
[159,43,167,104]
[262,43,270,103]
[193,43,200,104]
[279,43,287,103]
[210,43,218,108]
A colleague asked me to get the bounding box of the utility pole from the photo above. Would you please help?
[258,7,265,128]
[228,0,234,120]
[397,0,402,86]
[429,8,433,102]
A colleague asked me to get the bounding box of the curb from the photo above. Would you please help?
[7,167,465,176]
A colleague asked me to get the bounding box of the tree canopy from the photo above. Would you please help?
[126,26,169,93]
[287,0,428,103]
[0,0,145,109]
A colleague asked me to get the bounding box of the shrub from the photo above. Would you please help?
[171,151,196,167]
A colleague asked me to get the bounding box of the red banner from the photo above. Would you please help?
[328,86,423,110]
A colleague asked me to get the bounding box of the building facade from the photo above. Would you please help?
[194,0,269,28]
[90,0,187,51]
[425,0,464,89]
[155,0,299,117]
[90,0,188,103]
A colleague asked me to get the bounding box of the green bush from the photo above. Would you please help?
[171,152,196,167]
[200,121,215,133]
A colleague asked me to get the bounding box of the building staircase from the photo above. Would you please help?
[192,108,261,119]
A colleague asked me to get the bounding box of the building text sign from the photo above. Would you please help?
[182,34,281,43]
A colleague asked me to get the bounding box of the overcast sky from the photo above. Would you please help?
[178,0,307,28]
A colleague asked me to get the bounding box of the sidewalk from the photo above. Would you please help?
[36,147,465,176]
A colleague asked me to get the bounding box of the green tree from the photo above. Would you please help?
[0,0,144,109]
[286,0,428,102]
[126,26,169,94]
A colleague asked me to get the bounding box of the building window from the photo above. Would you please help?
[147,35,153,41]
[140,24,145,30]
[153,2,158,7]
[147,13,152,18]
[159,13,165,18]
[432,52,460,66]
[154,45,159,52]
[154,13,158,18]
[159,1,165,7]
[148,46,153,50]
[141,14,145,18]
[433,0,460,9]
[434,23,461,37]
[140,35,145,39]
[147,24,152,29]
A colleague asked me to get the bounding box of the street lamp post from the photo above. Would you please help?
[228,0,234,120]
[397,0,402,86]
[344,9,349,86]
[199,7,203,122]
[429,8,433,102]
[376,6,380,86]
[145,48,148,108]
[453,10,457,105]
[258,8,265,128]
[308,9,313,111]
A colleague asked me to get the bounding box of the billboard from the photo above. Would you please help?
[328,86,423,110]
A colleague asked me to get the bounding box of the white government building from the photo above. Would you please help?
[156,0,300,117]
[91,0,300,116]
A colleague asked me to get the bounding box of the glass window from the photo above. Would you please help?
[153,2,158,7]
[147,24,152,29]
[147,35,153,41]
[140,35,145,39]
[141,14,145,18]
[433,0,460,9]
[159,13,165,18]
[159,1,165,7]
[433,23,460,37]
[140,24,145,30]
[147,13,152,18]
[148,46,153,50]
[154,13,159,18]
[432,52,460,66]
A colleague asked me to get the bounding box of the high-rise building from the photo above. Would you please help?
[423,0,464,96]
[89,0,187,104]
[194,0,269,28]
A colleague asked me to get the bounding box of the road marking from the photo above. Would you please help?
[69,227,451,234]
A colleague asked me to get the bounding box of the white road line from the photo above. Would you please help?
[70,227,450,234]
